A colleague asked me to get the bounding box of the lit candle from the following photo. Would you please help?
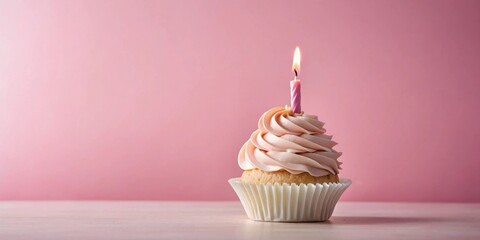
[290,47,301,114]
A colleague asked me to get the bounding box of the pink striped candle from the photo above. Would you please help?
[290,47,302,114]
[290,79,301,113]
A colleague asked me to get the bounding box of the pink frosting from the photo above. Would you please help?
[238,106,342,177]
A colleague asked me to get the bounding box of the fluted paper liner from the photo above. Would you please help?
[229,178,351,222]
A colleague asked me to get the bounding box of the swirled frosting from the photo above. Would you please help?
[238,106,342,177]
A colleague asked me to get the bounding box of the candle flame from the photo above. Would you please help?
[292,46,301,76]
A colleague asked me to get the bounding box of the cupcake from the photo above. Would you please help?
[229,106,351,222]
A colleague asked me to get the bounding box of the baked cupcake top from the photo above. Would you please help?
[238,106,342,177]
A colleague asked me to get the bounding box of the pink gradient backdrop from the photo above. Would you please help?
[1,0,479,201]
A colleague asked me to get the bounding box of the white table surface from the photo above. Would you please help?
[0,201,478,240]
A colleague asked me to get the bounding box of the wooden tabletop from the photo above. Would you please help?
[0,201,478,240]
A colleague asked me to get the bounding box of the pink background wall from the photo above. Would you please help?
[1,0,479,202]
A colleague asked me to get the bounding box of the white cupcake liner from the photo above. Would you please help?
[229,178,351,222]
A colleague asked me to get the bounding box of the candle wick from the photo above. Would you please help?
[294,69,298,78]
